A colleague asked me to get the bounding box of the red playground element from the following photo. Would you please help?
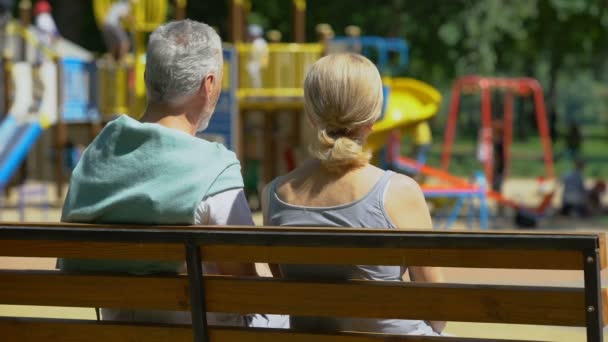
[440,76,555,216]
[422,76,555,216]
[442,76,555,183]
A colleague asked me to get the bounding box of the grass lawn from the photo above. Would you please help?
[410,135,608,179]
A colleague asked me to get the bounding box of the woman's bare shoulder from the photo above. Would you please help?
[387,173,424,198]
[384,173,432,230]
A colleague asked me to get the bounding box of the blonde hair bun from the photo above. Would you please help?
[304,53,383,171]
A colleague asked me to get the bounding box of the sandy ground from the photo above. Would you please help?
[0,180,606,340]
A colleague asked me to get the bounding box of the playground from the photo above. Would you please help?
[0,1,605,230]
[0,0,607,341]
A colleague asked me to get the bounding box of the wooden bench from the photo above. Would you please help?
[0,222,606,341]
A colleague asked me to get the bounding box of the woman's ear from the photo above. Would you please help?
[360,122,374,135]
[355,122,374,140]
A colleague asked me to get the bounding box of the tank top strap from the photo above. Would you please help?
[372,170,396,205]
[266,176,284,215]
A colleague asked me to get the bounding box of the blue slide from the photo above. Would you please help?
[0,116,43,189]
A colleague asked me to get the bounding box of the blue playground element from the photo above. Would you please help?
[61,58,100,123]
[0,116,43,190]
[332,36,409,72]
[423,172,489,230]
[199,47,238,150]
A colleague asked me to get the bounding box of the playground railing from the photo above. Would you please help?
[96,59,132,119]
[2,20,58,61]
[236,43,322,99]
[93,0,168,32]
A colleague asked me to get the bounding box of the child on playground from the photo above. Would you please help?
[101,0,131,62]
[560,159,588,217]
[246,24,268,88]
[588,180,606,215]
[261,53,444,336]
[33,0,59,61]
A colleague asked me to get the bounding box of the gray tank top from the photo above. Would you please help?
[267,170,436,335]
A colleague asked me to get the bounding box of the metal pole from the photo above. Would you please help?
[175,0,187,20]
[583,248,603,342]
[54,58,65,200]
[503,90,514,179]
[18,0,31,62]
[530,81,555,179]
[480,85,493,188]
[441,81,462,171]
[185,241,209,342]
[292,0,306,43]
[230,0,244,43]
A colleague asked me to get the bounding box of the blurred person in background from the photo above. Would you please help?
[246,24,268,89]
[560,159,588,218]
[315,23,334,56]
[588,180,606,216]
[101,0,131,62]
[33,0,59,57]
[564,120,582,161]
[344,25,362,54]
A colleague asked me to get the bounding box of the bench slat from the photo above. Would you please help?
[0,318,550,342]
[201,245,584,270]
[0,271,597,326]
[0,271,190,311]
[600,234,608,269]
[205,276,588,327]
[0,240,184,261]
[0,240,585,270]
[0,224,602,252]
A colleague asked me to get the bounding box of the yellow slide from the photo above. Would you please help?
[366,77,441,153]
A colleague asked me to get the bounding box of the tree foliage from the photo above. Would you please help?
[48,0,608,126]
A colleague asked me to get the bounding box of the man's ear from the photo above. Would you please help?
[199,74,215,99]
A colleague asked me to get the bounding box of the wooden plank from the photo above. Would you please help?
[0,272,587,326]
[0,240,184,261]
[210,326,548,342]
[204,277,586,327]
[0,318,192,342]
[201,245,584,270]
[603,288,608,326]
[0,221,603,237]
[0,240,583,270]
[599,233,607,269]
[0,271,190,311]
[0,318,548,342]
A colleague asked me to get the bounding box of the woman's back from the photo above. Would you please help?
[268,161,388,223]
[265,162,434,334]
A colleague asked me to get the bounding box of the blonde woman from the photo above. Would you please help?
[262,53,445,335]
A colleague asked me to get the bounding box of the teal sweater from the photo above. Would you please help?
[59,115,244,273]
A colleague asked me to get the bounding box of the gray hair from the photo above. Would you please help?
[145,20,222,104]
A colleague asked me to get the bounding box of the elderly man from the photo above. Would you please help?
[59,20,256,325]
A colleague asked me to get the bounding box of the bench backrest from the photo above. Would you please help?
[0,222,605,342]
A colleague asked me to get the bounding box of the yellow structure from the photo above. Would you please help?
[236,43,322,104]
[365,77,442,153]
[93,0,186,118]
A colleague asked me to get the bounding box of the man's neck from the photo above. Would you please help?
[140,103,196,136]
